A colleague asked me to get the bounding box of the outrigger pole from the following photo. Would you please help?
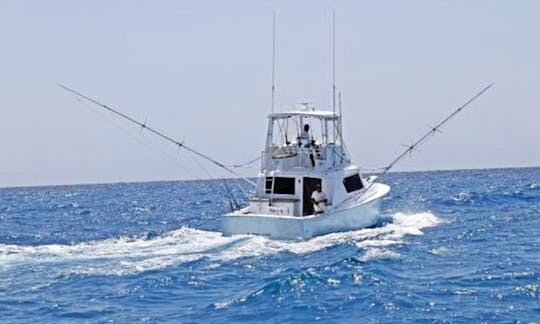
[57,83,256,187]
[365,83,494,191]
[334,83,493,209]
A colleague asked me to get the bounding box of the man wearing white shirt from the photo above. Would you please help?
[299,124,311,144]
[299,124,316,167]
[311,184,327,214]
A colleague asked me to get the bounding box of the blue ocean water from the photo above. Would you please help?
[1,167,539,322]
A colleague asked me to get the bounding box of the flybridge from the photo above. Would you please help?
[263,105,348,173]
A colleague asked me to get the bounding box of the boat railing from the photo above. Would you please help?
[262,142,352,171]
[271,145,299,159]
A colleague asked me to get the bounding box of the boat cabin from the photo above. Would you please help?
[247,104,367,217]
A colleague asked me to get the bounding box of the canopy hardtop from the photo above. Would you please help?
[269,110,338,120]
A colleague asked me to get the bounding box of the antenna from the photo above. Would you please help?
[339,91,344,164]
[332,10,336,115]
[338,91,343,144]
[332,10,337,144]
[271,11,276,114]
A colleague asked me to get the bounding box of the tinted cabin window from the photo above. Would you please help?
[265,177,295,195]
[265,178,273,194]
[343,174,363,193]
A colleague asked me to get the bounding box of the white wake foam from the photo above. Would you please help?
[0,212,441,277]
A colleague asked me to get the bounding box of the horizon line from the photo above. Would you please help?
[1,164,539,190]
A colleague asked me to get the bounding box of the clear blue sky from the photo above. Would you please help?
[1,0,539,187]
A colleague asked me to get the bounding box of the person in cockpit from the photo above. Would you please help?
[311,184,328,214]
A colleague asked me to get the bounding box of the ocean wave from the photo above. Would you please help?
[360,248,401,262]
[213,267,332,310]
[448,186,540,206]
[0,212,441,278]
[451,192,472,202]
[209,211,442,312]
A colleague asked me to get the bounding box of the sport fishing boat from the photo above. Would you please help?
[222,104,390,240]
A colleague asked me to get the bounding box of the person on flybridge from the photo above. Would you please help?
[299,124,311,144]
[299,124,316,167]
[311,184,328,214]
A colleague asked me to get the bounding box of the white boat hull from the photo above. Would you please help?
[222,183,390,240]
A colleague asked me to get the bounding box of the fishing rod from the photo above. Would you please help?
[337,83,493,207]
[371,83,494,185]
[57,83,256,187]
